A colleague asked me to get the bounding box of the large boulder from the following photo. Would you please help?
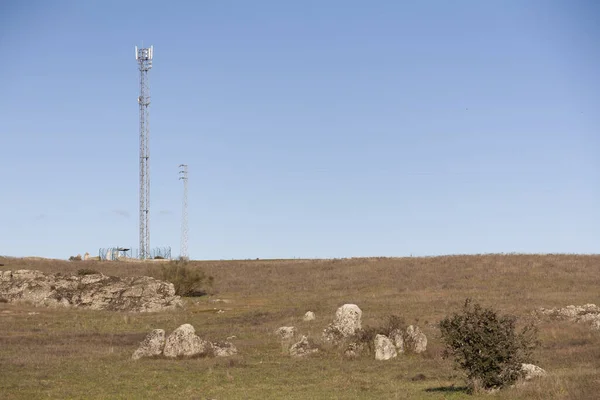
[0,270,182,312]
[374,334,397,361]
[163,324,211,358]
[289,335,318,357]
[323,304,362,342]
[405,325,427,353]
[132,329,165,360]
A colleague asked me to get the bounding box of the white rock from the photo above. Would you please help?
[275,326,296,341]
[334,304,362,336]
[303,311,316,321]
[132,329,165,360]
[289,335,318,357]
[405,325,427,353]
[323,304,362,342]
[163,324,210,358]
[374,334,397,361]
[212,341,238,357]
[521,363,547,380]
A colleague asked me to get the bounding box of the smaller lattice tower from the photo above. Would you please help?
[179,164,189,260]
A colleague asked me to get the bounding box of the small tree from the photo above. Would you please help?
[439,298,539,393]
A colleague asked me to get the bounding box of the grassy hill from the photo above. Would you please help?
[1,254,599,399]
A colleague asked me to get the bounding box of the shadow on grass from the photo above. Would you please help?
[424,385,468,394]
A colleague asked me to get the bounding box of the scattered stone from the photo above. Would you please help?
[303,311,316,321]
[0,270,182,312]
[275,326,296,341]
[374,334,397,361]
[405,325,427,353]
[132,329,165,360]
[521,363,547,381]
[163,324,211,358]
[289,335,319,357]
[323,304,362,342]
[212,341,238,357]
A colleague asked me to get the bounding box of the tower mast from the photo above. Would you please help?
[136,45,153,259]
[179,164,189,261]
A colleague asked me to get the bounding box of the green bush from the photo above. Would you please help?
[149,261,214,297]
[439,298,539,393]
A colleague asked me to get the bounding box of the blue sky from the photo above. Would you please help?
[1,1,598,260]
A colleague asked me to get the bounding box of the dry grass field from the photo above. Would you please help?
[1,254,599,399]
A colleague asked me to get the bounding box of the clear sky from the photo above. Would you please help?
[1,1,598,260]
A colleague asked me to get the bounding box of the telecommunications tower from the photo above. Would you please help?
[179,164,189,260]
[136,44,153,259]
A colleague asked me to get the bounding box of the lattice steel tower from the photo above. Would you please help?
[136,45,153,259]
[179,164,189,261]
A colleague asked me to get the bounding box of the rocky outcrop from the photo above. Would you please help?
[538,304,600,330]
[303,311,316,321]
[374,334,397,360]
[289,335,319,357]
[323,304,362,342]
[0,270,182,312]
[132,329,165,360]
[404,325,427,353]
[163,324,211,358]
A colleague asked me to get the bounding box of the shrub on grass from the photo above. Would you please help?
[439,298,539,393]
[149,261,214,297]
